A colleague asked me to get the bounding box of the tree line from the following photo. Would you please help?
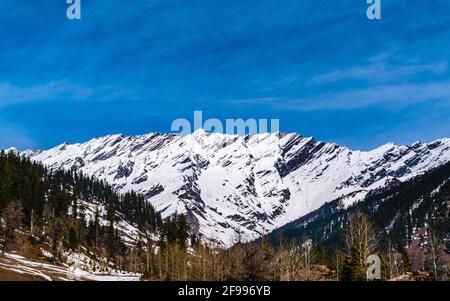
[0,151,162,270]
[1,150,449,281]
[267,161,450,280]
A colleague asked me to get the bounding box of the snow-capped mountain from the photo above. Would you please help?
[20,130,450,246]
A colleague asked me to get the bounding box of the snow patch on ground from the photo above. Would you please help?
[0,251,141,281]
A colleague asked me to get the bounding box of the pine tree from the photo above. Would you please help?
[160,213,190,250]
[313,243,328,267]
[400,247,412,274]
[0,201,24,255]
[48,217,65,261]
[68,226,79,251]
[340,256,354,281]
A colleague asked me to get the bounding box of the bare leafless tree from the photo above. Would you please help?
[344,211,377,280]
[427,231,444,280]
[273,239,303,281]
[48,217,65,261]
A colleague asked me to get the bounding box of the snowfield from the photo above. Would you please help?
[20,130,450,246]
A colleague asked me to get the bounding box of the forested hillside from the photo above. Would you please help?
[2,150,450,281]
[266,161,450,280]
[0,151,169,278]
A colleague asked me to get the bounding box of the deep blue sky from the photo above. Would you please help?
[0,0,449,150]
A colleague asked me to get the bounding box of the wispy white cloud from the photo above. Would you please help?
[309,61,448,85]
[0,81,141,108]
[221,81,450,111]
[0,81,93,107]
[291,81,450,110]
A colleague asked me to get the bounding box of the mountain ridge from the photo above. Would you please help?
[15,130,450,246]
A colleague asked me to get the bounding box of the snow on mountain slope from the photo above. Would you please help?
[21,130,450,246]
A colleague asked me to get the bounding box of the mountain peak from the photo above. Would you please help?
[3,147,18,154]
[19,132,450,245]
